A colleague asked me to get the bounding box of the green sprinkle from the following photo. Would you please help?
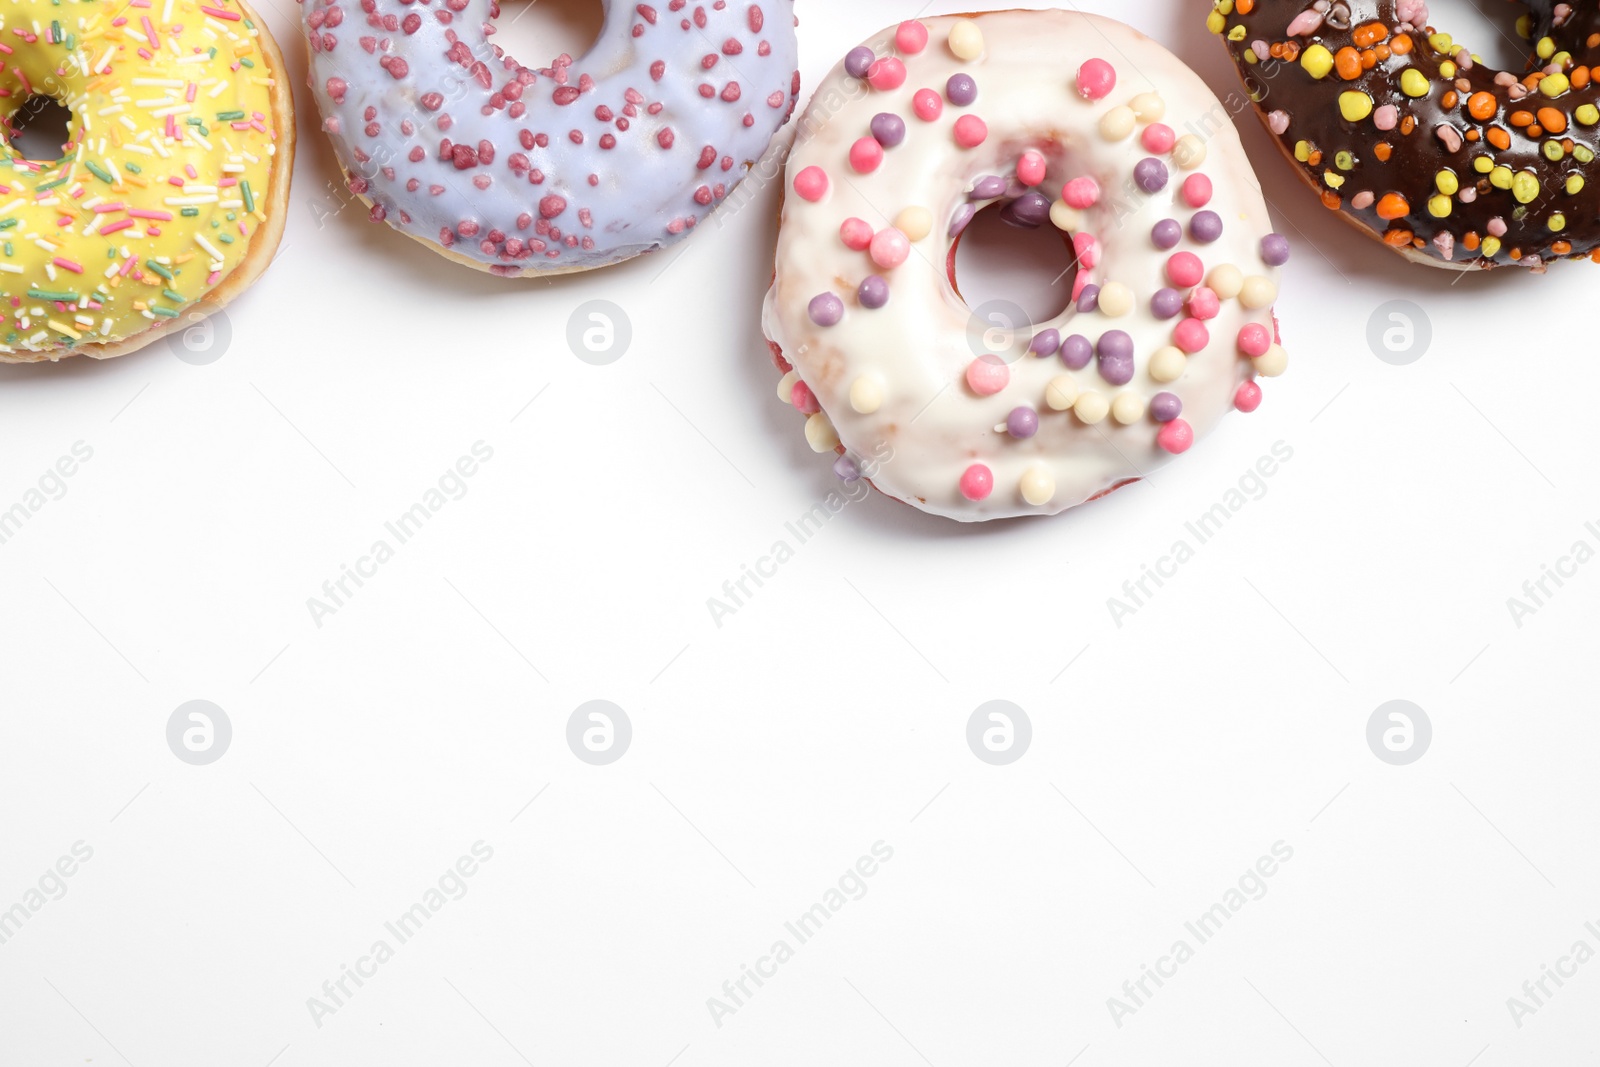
[66,33,76,49]
[180,207,199,217]
[0,219,19,230]
[28,288,79,301]
[50,20,61,40]
[36,176,68,191]
[150,306,180,318]
[241,180,254,212]
[123,162,140,173]
[239,57,254,67]
[4,243,13,257]
[161,288,185,303]
[216,110,246,121]
[145,260,174,281]
[84,160,114,184]
[217,233,234,244]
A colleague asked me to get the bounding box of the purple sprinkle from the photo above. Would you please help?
[858,275,890,309]
[834,453,862,481]
[844,47,876,79]
[870,112,906,148]
[1060,333,1093,370]
[949,203,978,237]
[1150,392,1183,422]
[1007,406,1039,438]
[1190,210,1223,243]
[946,73,978,106]
[1152,218,1182,250]
[1150,287,1184,319]
[1134,158,1169,193]
[808,292,844,326]
[1077,285,1101,314]
[970,175,1007,200]
[1029,328,1061,358]
[1001,191,1052,229]
[1261,232,1291,266]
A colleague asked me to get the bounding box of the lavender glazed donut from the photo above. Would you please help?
[763,10,1292,521]
[300,0,799,275]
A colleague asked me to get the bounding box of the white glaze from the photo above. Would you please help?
[763,10,1287,521]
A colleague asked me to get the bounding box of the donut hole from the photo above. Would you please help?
[490,0,604,68]
[1424,0,1534,72]
[5,95,75,164]
[949,201,1079,328]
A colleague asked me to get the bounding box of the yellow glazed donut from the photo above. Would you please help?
[0,0,291,364]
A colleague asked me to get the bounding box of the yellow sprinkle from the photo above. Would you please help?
[1301,44,1334,79]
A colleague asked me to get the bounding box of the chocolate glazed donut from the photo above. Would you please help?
[1209,0,1600,271]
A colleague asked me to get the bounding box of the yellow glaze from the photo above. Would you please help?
[0,0,278,355]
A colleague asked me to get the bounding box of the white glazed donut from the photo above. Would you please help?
[301,0,800,275]
[762,9,1292,521]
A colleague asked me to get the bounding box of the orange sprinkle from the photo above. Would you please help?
[1574,67,1591,89]
[1353,21,1389,48]
[1374,43,1391,61]
[1383,228,1415,246]
[1235,0,1254,12]
[1400,115,1417,135]
[1335,46,1363,80]
[1539,107,1568,133]
[1320,189,1342,210]
[1487,126,1512,149]
[1376,193,1410,220]
[1553,240,1573,255]
[1391,34,1413,55]
[1361,49,1378,69]
[1374,142,1393,161]
[1466,128,1481,141]
[1528,123,1545,138]
[1442,90,1459,109]
[1464,232,1481,251]
[1468,92,1498,120]
[1510,110,1535,127]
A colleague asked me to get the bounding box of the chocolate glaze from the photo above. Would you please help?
[1212,0,1600,269]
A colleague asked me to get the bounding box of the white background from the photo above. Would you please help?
[2,0,1598,1063]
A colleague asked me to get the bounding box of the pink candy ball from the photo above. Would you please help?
[1236,322,1272,358]
[1173,318,1210,354]
[1187,287,1220,320]
[1076,57,1117,101]
[1072,232,1101,269]
[1234,381,1263,413]
[867,57,907,91]
[870,227,911,269]
[1017,149,1047,187]
[1182,173,1213,208]
[1157,419,1194,454]
[840,217,874,250]
[794,166,829,202]
[790,381,820,414]
[1061,176,1100,209]
[849,137,884,174]
[1166,251,1204,288]
[913,88,943,121]
[965,354,1010,396]
[960,463,994,501]
[954,114,988,148]
[895,20,929,54]
[1141,123,1176,154]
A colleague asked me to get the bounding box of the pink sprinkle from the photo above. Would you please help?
[960,464,994,501]
[1072,232,1101,268]
[867,57,907,91]
[1157,419,1194,454]
[141,15,159,47]
[1076,58,1117,101]
[120,256,139,276]
[1181,173,1213,208]
[869,227,910,269]
[839,217,873,250]
[912,88,943,121]
[849,136,883,174]
[168,176,185,186]
[1166,251,1204,288]
[1017,150,1047,187]
[793,165,829,202]
[1187,287,1220,320]
[98,218,135,235]
[200,5,242,19]
[895,21,929,55]
[965,354,1009,396]
[953,114,987,148]
[53,257,83,274]
[185,163,197,178]
[185,83,197,102]
[1237,322,1271,357]
[790,381,820,414]
[207,271,222,285]
[1173,318,1210,354]
[129,208,173,220]
[219,177,237,187]
[92,201,125,213]
[1141,123,1175,154]
[1061,176,1099,209]
[1234,381,1263,413]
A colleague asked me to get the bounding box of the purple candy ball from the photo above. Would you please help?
[808,292,844,326]
[1097,330,1134,386]
[970,175,1007,200]
[1152,218,1183,250]
[1150,392,1183,423]
[834,453,862,481]
[946,73,978,106]
[1150,287,1184,320]
[1029,328,1062,358]
[1001,191,1052,228]
[1134,158,1169,193]
[949,202,978,237]
[1261,232,1291,266]
[1190,210,1223,243]
[844,47,876,79]
[1060,333,1093,370]
[1077,285,1101,313]
[870,112,906,148]
[1007,406,1039,438]
[857,275,890,309]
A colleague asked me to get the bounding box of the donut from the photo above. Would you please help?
[301,0,800,276]
[761,10,1291,522]
[0,0,291,364]
[1211,0,1600,270]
